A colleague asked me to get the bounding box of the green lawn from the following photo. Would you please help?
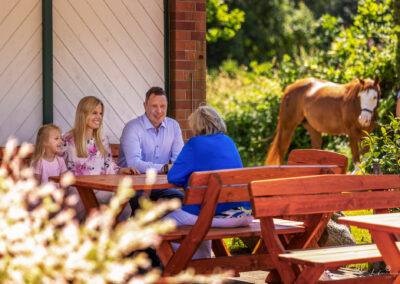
[344,210,374,271]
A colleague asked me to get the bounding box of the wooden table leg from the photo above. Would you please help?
[370,230,400,282]
[76,186,99,213]
[157,240,174,266]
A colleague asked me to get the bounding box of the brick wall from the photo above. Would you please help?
[168,0,207,141]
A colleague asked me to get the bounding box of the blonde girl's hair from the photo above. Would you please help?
[73,96,106,158]
[32,124,62,168]
[189,106,227,136]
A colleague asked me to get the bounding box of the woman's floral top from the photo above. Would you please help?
[61,132,119,176]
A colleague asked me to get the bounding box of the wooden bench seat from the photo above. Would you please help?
[163,218,305,242]
[249,174,400,283]
[0,145,32,166]
[279,242,400,267]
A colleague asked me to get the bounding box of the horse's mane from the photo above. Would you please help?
[345,79,364,100]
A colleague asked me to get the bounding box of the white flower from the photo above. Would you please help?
[145,168,157,185]
[60,172,75,188]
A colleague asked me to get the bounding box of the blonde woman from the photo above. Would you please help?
[166,106,253,259]
[61,96,139,221]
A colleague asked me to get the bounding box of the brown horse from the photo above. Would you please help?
[265,77,380,165]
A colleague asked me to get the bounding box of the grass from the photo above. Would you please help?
[344,210,374,271]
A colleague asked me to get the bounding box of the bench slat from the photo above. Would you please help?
[188,254,275,274]
[287,149,348,174]
[252,190,400,217]
[186,165,341,188]
[250,174,400,197]
[279,242,400,267]
[163,219,305,241]
[184,166,341,205]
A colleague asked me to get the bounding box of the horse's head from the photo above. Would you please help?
[357,76,380,127]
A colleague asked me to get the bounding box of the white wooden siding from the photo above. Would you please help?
[53,0,165,143]
[0,0,42,145]
[0,0,164,146]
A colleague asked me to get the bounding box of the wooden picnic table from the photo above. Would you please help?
[339,213,400,283]
[50,174,178,213]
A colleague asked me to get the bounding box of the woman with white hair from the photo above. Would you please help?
[166,105,252,259]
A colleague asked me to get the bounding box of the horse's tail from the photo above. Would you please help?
[265,121,283,165]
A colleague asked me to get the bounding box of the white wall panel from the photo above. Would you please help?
[0,0,42,145]
[0,0,164,145]
[53,0,164,143]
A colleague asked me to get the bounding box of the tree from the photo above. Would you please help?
[206,0,245,42]
[207,0,316,68]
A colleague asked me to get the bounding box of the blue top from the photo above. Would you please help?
[118,114,184,173]
[167,133,250,215]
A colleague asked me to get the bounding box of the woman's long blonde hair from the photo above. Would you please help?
[32,124,61,168]
[189,106,227,136]
[73,96,106,158]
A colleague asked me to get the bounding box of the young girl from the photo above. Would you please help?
[61,96,139,221]
[32,124,67,186]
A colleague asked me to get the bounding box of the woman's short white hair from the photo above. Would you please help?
[189,106,227,136]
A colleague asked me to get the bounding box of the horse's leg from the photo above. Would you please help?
[348,128,361,164]
[302,120,322,149]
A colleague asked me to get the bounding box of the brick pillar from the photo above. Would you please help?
[169,0,207,141]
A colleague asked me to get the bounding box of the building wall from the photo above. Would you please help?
[53,0,165,143]
[0,0,42,145]
[168,0,207,141]
[0,0,207,145]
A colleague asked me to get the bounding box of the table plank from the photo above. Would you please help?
[339,213,400,234]
[50,174,177,191]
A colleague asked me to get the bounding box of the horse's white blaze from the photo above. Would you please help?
[359,89,378,127]
[307,80,338,97]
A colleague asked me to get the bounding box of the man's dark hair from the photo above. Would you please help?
[145,87,166,103]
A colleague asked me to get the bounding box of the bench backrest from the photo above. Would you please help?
[249,174,400,218]
[287,149,348,174]
[183,165,342,205]
[1,143,121,164]
[0,146,32,166]
[110,144,119,163]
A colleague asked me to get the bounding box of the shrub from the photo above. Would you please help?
[359,114,400,175]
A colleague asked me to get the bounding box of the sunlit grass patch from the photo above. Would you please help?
[344,210,374,271]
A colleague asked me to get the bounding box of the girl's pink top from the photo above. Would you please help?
[34,157,67,186]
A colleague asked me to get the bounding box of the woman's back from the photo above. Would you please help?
[168,133,242,188]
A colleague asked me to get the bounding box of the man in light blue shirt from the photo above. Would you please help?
[118,86,184,214]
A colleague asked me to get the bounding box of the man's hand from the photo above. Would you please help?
[162,163,173,174]
[119,167,140,175]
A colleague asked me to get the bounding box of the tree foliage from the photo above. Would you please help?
[208,0,400,166]
[207,0,316,67]
[206,0,245,42]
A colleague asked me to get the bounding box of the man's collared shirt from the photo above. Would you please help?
[118,114,184,173]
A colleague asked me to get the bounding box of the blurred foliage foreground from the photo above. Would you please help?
[0,139,231,283]
[208,0,400,167]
